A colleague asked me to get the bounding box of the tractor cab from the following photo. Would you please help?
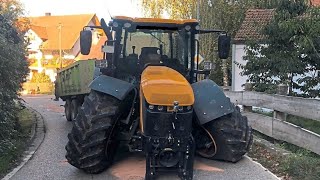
[80,16,230,83]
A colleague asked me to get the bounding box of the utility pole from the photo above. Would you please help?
[196,0,200,21]
[58,23,62,69]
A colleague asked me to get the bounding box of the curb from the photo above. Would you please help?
[245,155,281,180]
[253,135,291,156]
[2,104,46,180]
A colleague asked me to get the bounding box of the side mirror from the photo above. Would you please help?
[218,34,231,59]
[80,30,92,55]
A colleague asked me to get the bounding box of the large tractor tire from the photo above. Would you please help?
[65,90,120,174]
[70,99,79,121]
[195,106,253,163]
[65,99,72,121]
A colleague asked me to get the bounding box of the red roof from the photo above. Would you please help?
[27,14,100,50]
[235,1,320,43]
[234,9,274,43]
[311,0,320,6]
[30,25,48,40]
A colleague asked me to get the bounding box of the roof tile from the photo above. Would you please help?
[311,0,320,6]
[30,25,48,40]
[234,9,274,43]
[27,14,99,50]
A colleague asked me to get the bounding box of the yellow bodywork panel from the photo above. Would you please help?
[140,66,194,106]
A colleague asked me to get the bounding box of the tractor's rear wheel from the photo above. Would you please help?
[65,90,120,173]
[70,99,79,121]
[65,99,72,121]
[195,105,253,162]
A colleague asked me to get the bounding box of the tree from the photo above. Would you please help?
[242,0,320,97]
[0,0,24,22]
[139,0,287,86]
[0,0,28,153]
[140,0,196,19]
[31,72,52,83]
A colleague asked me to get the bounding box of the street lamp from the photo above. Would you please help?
[58,23,63,69]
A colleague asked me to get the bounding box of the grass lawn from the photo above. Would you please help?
[0,107,34,177]
[285,115,320,135]
[249,132,320,180]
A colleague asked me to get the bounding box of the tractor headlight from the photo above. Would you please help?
[158,106,164,111]
[124,22,131,28]
[147,103,192,112]
[113,22,119,28]
[185,25,191,31]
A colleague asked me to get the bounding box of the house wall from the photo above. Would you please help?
[25,19,99,83]
[232,43,320,96]
[26,29,43,57]
[232,44,248,91]
[44,69,57,82]
[25,30,44,80]
[72,20,96,57]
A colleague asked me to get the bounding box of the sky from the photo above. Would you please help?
[20,0,143,21]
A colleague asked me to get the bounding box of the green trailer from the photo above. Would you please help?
[55,60,96,121]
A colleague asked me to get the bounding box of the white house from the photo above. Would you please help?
[232,9,274,91]
[232,8,320,96]
[23,13,105,82]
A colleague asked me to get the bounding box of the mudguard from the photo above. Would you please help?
[89,75,134,100]
[191,79,234,125]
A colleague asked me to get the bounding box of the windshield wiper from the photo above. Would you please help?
[149,33,165,45]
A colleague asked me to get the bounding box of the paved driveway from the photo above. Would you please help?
[10,95,279,180]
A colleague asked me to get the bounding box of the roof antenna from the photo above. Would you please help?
[107,8,113,20]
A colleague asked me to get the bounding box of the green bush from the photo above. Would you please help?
[30,72,51,83]
[0,2,28,155]
[281,155,320,180]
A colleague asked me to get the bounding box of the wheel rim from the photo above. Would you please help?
[65,100,71,121]
[196,126,217,158]
[71,100,78,121]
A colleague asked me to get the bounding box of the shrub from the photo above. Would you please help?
[0,2,28,154]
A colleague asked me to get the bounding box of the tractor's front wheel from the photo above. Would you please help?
[65,90,120,173]
[195,106,253,162]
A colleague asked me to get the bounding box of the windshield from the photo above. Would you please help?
[120,29,192,74]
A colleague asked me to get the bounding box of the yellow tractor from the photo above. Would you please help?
[65,16,252,180]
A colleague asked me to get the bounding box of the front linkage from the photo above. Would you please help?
[143,134,195,180]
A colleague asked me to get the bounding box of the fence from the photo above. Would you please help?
[224,86,320,155]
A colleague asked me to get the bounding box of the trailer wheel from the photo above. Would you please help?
[65,90,120,173]
[195,106,253,162]
[65,99,72,121]
[71,99,79,121]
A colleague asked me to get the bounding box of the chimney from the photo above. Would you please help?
[45,12,51,16]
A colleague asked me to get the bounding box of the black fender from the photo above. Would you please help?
[89,75,134,101]
[191,79,234,125]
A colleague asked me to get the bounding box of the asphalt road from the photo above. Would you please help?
[10,95,280,180]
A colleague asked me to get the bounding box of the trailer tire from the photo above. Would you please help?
[65,90,120,174]
[65,99,72,121]
[71,99,79,121]
[196,106,253,162]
